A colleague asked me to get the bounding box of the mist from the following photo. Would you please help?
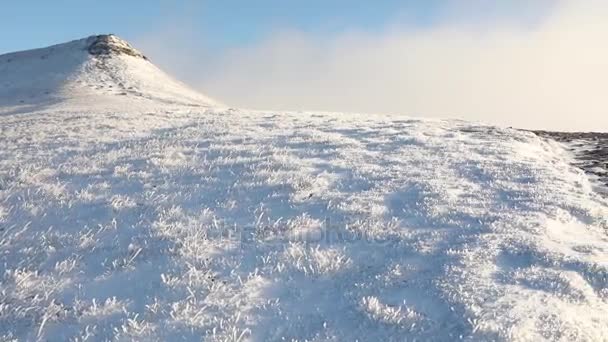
[136,1,608,131]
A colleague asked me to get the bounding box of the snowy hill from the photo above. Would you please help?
[1,36,608,341]
[0,34,219,111]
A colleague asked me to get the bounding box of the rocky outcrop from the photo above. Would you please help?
[87,34,148,60]
[533,130,608,188]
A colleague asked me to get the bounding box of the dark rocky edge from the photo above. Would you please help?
[86,34,148,60]
[532,130,608,188]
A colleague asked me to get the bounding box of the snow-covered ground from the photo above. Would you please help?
[1,36,608,341]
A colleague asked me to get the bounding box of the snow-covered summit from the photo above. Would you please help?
[0,34,219,110]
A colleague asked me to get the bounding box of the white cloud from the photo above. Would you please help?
[137,1,608,131]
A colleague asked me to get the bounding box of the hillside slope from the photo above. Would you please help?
[1,37,608,341]
[0,34,219,111]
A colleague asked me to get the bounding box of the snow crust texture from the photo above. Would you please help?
[1,36,608,341]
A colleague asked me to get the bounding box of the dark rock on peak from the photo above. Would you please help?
[86,34,148,60]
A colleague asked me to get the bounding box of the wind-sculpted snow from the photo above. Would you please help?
[1,106,607,341]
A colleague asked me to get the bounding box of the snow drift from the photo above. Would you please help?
[0,35,607,341]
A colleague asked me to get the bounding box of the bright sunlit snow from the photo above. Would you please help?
[1,35,607,341]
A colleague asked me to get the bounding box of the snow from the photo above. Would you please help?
[1,36,608,341]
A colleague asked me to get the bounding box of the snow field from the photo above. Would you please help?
[1,107,608,341]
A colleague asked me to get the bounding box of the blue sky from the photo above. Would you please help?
[0,0,553,54]
[0,0,431,53]
[5,1,606,131]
